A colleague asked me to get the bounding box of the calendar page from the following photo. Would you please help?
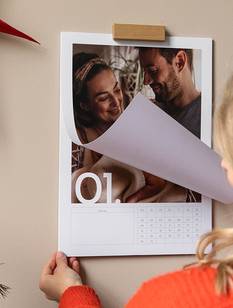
[59,33,233,256]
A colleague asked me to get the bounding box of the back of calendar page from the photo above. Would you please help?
[58,32,218,256]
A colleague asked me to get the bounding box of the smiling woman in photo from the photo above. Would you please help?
[73,52,124,143]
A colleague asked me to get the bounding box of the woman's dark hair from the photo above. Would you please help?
[73,52,110,128]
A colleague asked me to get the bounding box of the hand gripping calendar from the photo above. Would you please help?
[59,33,233,256]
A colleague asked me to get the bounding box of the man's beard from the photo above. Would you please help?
[153,69,181,104]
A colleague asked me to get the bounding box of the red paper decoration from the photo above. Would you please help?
[0,19,39,44]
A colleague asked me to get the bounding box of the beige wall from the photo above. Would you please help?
[0,1,233,307]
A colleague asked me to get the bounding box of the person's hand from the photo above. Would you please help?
[39,251,83,302]
[126,172,166,203]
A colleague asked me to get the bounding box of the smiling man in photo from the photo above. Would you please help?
[139,48,201,138]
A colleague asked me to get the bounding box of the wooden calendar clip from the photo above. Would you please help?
[112,23,166,41]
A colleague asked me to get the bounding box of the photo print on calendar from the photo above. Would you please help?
[70,43,203,204]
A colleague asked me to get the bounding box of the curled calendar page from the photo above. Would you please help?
[59,33,219,256]
[64,92,233,204]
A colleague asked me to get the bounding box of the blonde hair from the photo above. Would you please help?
[195,74,233,294]
[215,74,233,165]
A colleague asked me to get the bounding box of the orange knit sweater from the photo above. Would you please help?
[59,266,233,308]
